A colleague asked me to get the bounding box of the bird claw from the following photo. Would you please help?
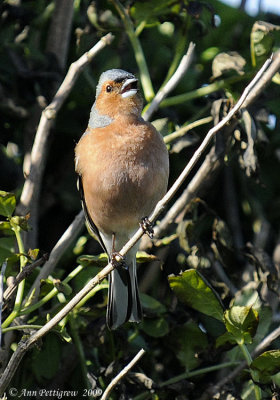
[111,252,127,269]
[140,216,154,239]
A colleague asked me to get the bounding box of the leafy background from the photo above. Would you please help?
[1,0,280,399]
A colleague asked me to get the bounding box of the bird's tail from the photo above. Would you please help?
[107,249,142,330]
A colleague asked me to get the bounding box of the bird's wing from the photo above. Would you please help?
[77,175,107,254]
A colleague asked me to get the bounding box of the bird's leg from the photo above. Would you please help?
[111,233,126,269]
[140,216,154,239]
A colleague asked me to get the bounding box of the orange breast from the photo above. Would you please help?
[75,116,169,235]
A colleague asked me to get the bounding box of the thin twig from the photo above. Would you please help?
[0,54,277,396]
[149,53,280,240]
[252,325,280,357]
[242,50,280,108]
[0,261,115,394]
[142,42,196,121]
[17,33,114,246]
[3,254,48,303]
[163,116,213,144]
[45,0,74,70]
[100,349,146,400]
[149,144,222,242]
[0,261,7,348]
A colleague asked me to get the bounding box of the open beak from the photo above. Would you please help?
[121,78,138,98]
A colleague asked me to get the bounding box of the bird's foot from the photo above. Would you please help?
[111,252,126,269]
[140,216,154,239]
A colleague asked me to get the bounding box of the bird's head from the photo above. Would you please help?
[90,69,143,125]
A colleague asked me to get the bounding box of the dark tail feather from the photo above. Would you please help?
[106,251,142,330]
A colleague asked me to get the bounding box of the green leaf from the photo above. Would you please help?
[140,317,169,337]
[251,21,280,67]
[168,269,224,321]
[216,331,236,348]
[224,306,259,344]
[77,253,108,267]
[251,350,280,383]
[0,191,16,217]
[212,51,246,79]
[130,0,180,27]
[136,251,158,263]
[10,214,30,231]
[272,72,280,85]
[31,333,61,381]
[0,237,15,264]
[56,327,72,343]
[140,293,166,314]
[0,221,13,235]
[28,248,39,261]
[175,321,208,370]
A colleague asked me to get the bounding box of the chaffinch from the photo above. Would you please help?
[75,69,169,329]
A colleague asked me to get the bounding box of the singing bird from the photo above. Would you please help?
[75,69,169,329]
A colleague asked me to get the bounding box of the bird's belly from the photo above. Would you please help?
[85,159,166,235]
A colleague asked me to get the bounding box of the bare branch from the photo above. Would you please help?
[46,0,74,70]
[252,325,280,357]
[100,349,146,400]
[148,52,280,240]
[242,50,280,108]
[164,116,213,144]
[3,255,48,304]
[0,261,114,394]
[17,33,114,246]
[142,42,196,121]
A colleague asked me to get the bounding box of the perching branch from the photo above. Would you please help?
[142,42,196,121]
[0,54,278,396]
[17,33,114,247]
[149,52,280,240]
[100,349,146,400]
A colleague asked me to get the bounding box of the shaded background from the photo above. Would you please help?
[1,0,280,399]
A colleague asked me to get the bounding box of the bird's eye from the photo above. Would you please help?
[106,85,112,93]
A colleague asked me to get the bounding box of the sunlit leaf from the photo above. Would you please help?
[77,253,108,267]
[168,269,224,321]
[0,221,13,235]
[251,350,280,383]
[251,21,280,67]
[10,214,30,231]
[136,251,158,263]
[212,51,246,79]
[28,248,39,261]
[224,306,259,344]
[0,191,16,217]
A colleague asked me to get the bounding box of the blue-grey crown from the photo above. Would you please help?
[88,69,136,129]
[95,69,136,99]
